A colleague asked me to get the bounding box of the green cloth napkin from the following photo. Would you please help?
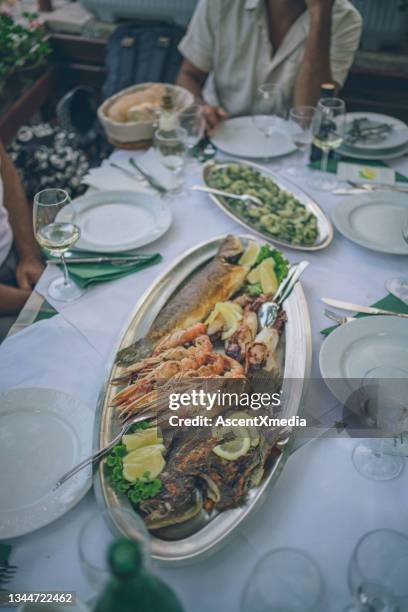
[51,253,162,289]
[310,157,408,183]
[0,543,11,564]
[321,293,408,336]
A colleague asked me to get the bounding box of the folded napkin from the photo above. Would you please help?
[310,157,408,183]
[0,543,11,564]
[51,252,162,289]
[321,293,408,336]
[81,160,151,193]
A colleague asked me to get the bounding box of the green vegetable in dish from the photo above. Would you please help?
[208,164,318,246]
[105,422,162,506]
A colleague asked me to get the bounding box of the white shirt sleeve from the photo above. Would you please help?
[178,0,217,74]
[330,6,363,87]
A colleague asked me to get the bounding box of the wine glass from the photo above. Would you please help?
[154,126,188,184]
[285,106,316,177]
[33,188,85,302]
[352,366,408,481]
[252,84,288,165]
[79,507,150,593]
[345,529,408,611]
[309,97,346,191]
[240,548,324,612]
[178,104,205,153]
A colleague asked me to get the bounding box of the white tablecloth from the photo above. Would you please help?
[1,153,408,611]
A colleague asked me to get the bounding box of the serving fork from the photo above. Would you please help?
[324,309,355,326]
[54,411,156,489]
[191,185,264,208]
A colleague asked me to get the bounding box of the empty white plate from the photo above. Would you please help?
[67,190,172,253]
[211,116,296,159]
[320,316,408,403]
[344,112,408,151]
[0,388,93,538]
[333,192,408,255]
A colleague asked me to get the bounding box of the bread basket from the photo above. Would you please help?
[98,82,195,149]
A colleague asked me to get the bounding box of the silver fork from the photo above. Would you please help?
[0,562,17,586]
[191,185,264,208]
[324,309,355,326]
[54,411,155,489]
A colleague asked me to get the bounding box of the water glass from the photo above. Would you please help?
[154,127,188,177]
[179,104,205,152]
[345,529,408,611]
[33,188,84,302]
[78,507,150,593]
[252,84,288,165]
[352,366,408,481]
[286,106,316,176]
[240,548,324,612]
[310,97,346,191]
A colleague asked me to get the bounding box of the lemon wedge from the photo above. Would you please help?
[247,266,261,284]
[122,444,166,482]
[123,428,162,451]
[259,258,278,295]
[205,302,243,340]
[239,241,261,266]
[213,426,251,460]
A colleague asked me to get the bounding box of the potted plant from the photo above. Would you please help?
[0,11,51,96]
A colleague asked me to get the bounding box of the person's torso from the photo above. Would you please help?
[203,0,351,116]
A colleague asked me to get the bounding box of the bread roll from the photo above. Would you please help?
[107,83,169,123]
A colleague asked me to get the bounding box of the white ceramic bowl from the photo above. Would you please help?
[98,82,194,146]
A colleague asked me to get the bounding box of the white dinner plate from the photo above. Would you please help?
[319,316,408,404]
[344,112,408,152]
[0,388,93,539]
[65,190,172,253]
[338,141,408,161]
[333,192,408,255]
[211,116,296,159]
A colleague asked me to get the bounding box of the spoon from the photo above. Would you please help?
[258,261,310,328]
[191,185,264,208]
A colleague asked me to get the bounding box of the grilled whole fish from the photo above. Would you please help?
[116,235,247,367]
[139,414,282,530]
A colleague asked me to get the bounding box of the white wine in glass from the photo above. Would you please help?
[34,188,85,302]
[310,97,346,191]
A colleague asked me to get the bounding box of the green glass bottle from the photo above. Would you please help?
[93,539,185,612]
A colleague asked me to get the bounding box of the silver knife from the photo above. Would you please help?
[129,158,168,194]
[47,255,152,265]
[321,298,408,319]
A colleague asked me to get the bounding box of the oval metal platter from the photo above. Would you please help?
[94,234,312,564]
[202,159,333,252]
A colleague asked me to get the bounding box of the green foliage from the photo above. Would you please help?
[0,12,51,86]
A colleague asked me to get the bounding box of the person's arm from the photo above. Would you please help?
[0,142,44,291]
[293,0,334,108]
[0,285,30,315]
[176,59,229,131]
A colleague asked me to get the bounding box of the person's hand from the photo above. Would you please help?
[202,105,229,134]
[16,256,44,291]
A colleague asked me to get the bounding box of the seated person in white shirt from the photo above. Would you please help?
[176,0,362,130]
[0,141,44,341]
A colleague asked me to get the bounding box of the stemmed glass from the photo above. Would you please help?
[345,529,408,611]
[79,508,150,593]
[178,104,205,154]
[384,220,408,303]
[309,97,346,191]
[285,106,316,177]
[240,548,324,612]
[153,126,188,188]
[33,188,85,302]
[252,84,288,166]
[352,366,408,481]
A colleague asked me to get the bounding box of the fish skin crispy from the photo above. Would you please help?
[116,235,247,366]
